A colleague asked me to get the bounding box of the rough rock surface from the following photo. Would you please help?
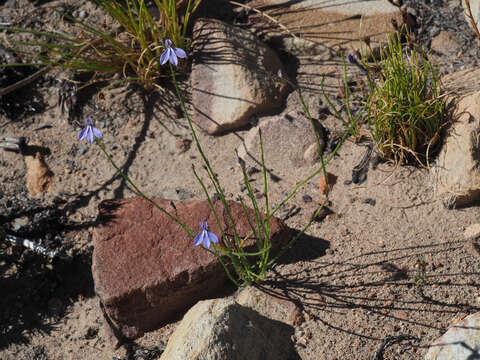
[425,312,480,360]
[430,30,460,55]
[24,144,53,196]
[92,198,290,344]
[237,110,324,169]
[432,68,480,207]
[250,0,405,55]
[236,286,304,326]
[159,298,294,360]
[191,18,289,135]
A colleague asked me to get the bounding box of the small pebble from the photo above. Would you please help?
[363,198,376,206]
[302,194,313,203]
[97,121,105,129]
[77,145,88,156]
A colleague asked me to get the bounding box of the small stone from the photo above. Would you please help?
[77,145,88,156]
[64,168,72,174]
[302,194,312,203]
[464,223,480,239]
[431,30,459,55]
[319,172,337,195]
[303,143,321,163]
[78,10,87,19]
[305,205,332,222]
[97,121,105,128]
[363,198,376,206]
[175,138,191,154]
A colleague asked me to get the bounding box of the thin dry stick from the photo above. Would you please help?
[0,64,53,97]
[464,0,480,41]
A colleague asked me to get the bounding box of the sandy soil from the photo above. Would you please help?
[1,0,480,359]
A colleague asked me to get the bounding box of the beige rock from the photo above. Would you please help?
[159,298,294,360]
[249,0,405,55]
[425,312,480,360]
[236,286,303,326]
[464,223,480,239]
[432,68,480,207]
[430,30,460,55]
[24,146,53,196]
[191,18,288,135]
[237,110,324,169]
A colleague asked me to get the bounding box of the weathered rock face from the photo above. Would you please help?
[159,298,294,360]
[191,18,289,135]
[92,198,290,344]
[430,30,460,55]
[237,110,325,169]
[249,0,405,55]
[24,144,53,196]
[432,68,480,207]
[425,312,480,360]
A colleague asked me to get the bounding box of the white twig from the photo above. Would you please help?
[5,233,59,259]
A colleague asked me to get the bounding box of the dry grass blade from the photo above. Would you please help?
[464,0,480,41]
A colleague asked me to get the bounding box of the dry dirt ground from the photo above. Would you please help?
[1,1,480,359]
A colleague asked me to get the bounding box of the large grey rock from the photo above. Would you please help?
[249,0,405,55]
[432,68,480,207]
[237,110,325,169]
[425,312,480,360]
[92,198,290,346]
[191,18,288,135]
[159,298,294,360]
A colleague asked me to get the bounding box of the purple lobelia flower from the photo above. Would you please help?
[78,117,102,144]
[346,54,357,64]
[160,39,186,67]
[194,221,219,249]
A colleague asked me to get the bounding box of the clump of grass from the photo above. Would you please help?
[359,29,446,166]
[0,0,201,89]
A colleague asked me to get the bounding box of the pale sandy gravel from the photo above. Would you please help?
[1,1,480,359]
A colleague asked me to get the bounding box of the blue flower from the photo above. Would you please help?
[346,54,357,64]
[194,221,219,249]
[78,117,102,144]
[160,39,186,67]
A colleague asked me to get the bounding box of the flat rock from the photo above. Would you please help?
[191,18,288,135]
[432,68,480,207]
[237,110,325,169]
[250,0,405,55]
[159,298,294,360]
[431,30,460,55]
[92,198,290,344]
[425,312,480,360]
[236,286,304,326]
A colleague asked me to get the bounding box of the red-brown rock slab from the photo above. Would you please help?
[92,198,290,345]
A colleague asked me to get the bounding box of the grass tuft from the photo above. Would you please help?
[360,29,447,166]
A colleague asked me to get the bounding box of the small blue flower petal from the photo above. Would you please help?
[160,39,186,67]
[207,231,219,245]
[194,222,218,249]
[78,117,102,144]
[160,49,169,65]
[173,47,186,59]
[169,49,178,67]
